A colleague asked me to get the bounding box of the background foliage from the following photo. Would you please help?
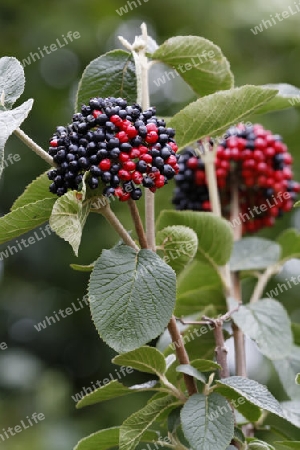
[1,0,300,448]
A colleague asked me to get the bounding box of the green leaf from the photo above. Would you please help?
[89,246,176,353]
[292,323,300,346]
[120,395,179,450]
[255,83,300,114]
[74,427,158,450]
[11,172,53,211]
[49,191,91,256]
[190,359,221,372]
[280,400,300,428]
[233,427,245,444]
[70,262,95,272]
[273,346,300,400]
[247,440,275,450]
[156,225,198,275]
[112,347,166,378]
[181,393,234,450]
[156,210,233,267]
[168,85,277,149]
[275,442,300,449]
[276,229,300,263]
[176,364,206,383]
[0,198,55,245]
[230,237,281,271]
[215,376,285,419]
[75,50,137,112]
[296,374,300,385]
[176,259,226,316]
[76,379,157,410]
[0,99,33,178]
[0,57,25,109]
[151,36,234,97]
[232,299,293,360]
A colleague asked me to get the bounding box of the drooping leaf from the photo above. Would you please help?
[151,36,234,97]
[156,210,233,268]
[75,50,137,112]
[190,359,221,372]
[273,346,300,400]
[156,225,198,275]
[216,377,285,419]
[276,229,300,263]
[70,262,95,272]
[74,427,158,450]
[76,380,158,410]
[0,98,33,178]
[168,85,277,149]
[176,364,206,383]
[181,393,234,450]
[176,259,226,316]
[255,83,300,114]
[230,238,281,272]
[0,57,25,110]
[119,395,179,450]
[112,346,166,378]
[88,246,176,353]
[0,198,55,245]
[232,299,293,360]
[49,191,91,256]
[11,172,53,211]
[280,400,300,428]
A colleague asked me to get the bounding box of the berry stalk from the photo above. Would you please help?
[14,127,55,167]
[127,199,148,249]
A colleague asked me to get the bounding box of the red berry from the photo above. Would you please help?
[168,142,178,152]
[118,169,132,181]
[119,152,130,162]
[129,148,141,159]
[139,145,148,155]
[110,115,123,126]
[123,161,136,171]
[146,123,158,132]
[140,154,152,164]
[50,140,58,147]
[187,157,199,170]
[92,110,102,118]
[116,131,129,143]
[155,175,165,188]
[132,171,144,184]
[126,126,138,139]
[195,170,206,185]
[166,155,178,166]
[145,131,158,144]
[99,159,111,171]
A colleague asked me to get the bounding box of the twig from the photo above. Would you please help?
[176,305,240,327]
[213,319,230,379]
[127,199,148,249]
[168,316,198,396]
[14,128,56,166]
[250,265,279,303]
[99,204,139,251]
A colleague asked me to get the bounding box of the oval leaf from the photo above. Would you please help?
[255,83,300,114]
[280,400,300,428]
[190,359,221,372]
[176,364,206,383]
[151,36,234,97]
[75,50,137,112]
[181,393,234,450]
[232,299,293,360]
[120,395,179,450]
[0,57,25,110]
[112,346,166,377]
[88,246,176,353]
[230,237,281,272]
[156,210,233,267]
[49,191,91,256]
[156,225,198,275]
[168,85,277,149]
[0,198,55,246]
[216,376,285,419]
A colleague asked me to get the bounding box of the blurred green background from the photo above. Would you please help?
[0,0,300,448]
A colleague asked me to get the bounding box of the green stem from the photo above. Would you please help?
[14,128,55,166]
[99,204,139,251]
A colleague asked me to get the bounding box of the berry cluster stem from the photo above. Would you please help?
[99,204,139,251]
[14,127,56,167]
[127,199,148,249]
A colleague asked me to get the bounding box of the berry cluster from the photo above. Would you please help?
[173,123,300,233]
[47,97,179,201]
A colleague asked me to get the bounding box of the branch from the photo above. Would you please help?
[127,199,148,249]
[168,316,198,396]
[14,127,56,166]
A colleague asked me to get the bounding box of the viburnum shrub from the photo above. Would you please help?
[1,23,300,450]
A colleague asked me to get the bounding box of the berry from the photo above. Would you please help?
[173,124,299,233]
